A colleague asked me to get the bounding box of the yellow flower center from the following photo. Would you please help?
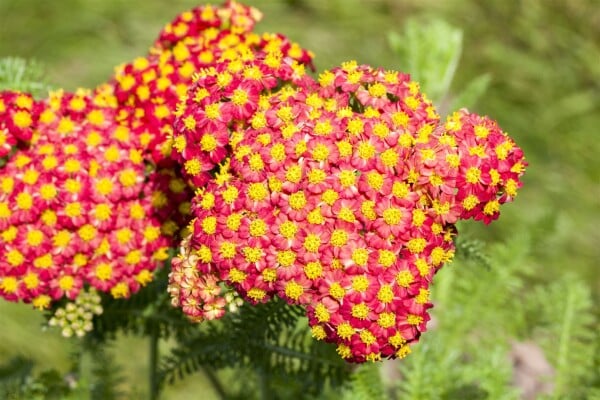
[16,192,33,210]
[383,207,402,225]
[242,247,262,263]
[351,248,369,267]
[465,167,481,184]
[378,312,396,328]
[351,303,369,319]
[303,234,321,252]
[95,263,113,281]
[284,281,304,301]
[277,250,296,267]
[289,191,307,210]
[396,270,414,287]
[119,169,138,187]
[304,261,323,280]
[377,285,394,303]
[279,221,297,239]
[338,170,356,187]
[249,219,267,237]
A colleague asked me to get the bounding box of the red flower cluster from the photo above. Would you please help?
[168,55,314,319]
[0,0,526,358]
[0,91,40,157]
[170,61,526,362]
[447,110,526,223]
[170,53,314,187]
[110,0,313,166]
[0,1,315,313]
[0,89,181,308]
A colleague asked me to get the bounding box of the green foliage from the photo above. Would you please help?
[159,299,350,399]
[454,234,492,269]
[87,264,193,343]
[0,57,51,97]
[388,18,461,104]
[87,346,128,400]
[339,364,386,400]
[447,73,491,114]
[394,339,514,400]
[388,18,490,112]
[391,234,598,400]
[526,276,597,399]
[0,356,76,400]
[0,356,34,399]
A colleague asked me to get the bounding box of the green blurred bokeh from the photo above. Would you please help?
[0,0,598,398]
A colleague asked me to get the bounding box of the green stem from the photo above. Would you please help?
[555,285,575,397]
[149,327,160,400]
[258,368,271,400]
[201,366,228,399]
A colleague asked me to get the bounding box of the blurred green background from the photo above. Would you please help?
[0,0,598,398]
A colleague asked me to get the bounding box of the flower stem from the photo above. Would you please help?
[258,368,271,400]
[149,327,160,400]
[201,366,228,399]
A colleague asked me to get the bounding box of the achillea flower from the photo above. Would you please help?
[0,0,526,359]
[109,0,314,167]
[0,89,184,308]
[0,91,41,157]
[171,54,315,187]
[172,61,526,363]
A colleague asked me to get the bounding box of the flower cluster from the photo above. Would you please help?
[171,53,314,187]
[448,110,526,223]
[168,235,243,322]
[0,0,527,360]
[48,288,103,338]
[0,89,181,308]
[171,61,526,362]
[0,91,40,157]
[110,0,313,166]
[0,0,315,313]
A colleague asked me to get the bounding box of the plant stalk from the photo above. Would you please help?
[201,366,228,399]
[149,327,160,400]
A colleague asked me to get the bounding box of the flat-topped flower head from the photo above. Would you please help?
[0,0,526,359]
[109,1,314,167]
[172,57,526,362]
[0,93,184,308]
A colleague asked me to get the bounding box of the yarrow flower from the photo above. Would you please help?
[171,60,527,362]
[109,0,313,166]
[0,0,313,316]
[171,54,314,187]
[0,0,526,359]
[0,1,317,344]
[0,91,41,158]
[0,89,184,309]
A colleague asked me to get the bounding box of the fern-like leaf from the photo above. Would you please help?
[526,275,597,399]
[340,363,386,400]
[0,356,34,399]
[159,299,350,398]
[88,345,127,400]
[454,236,492,270]
[0,57,51,97]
